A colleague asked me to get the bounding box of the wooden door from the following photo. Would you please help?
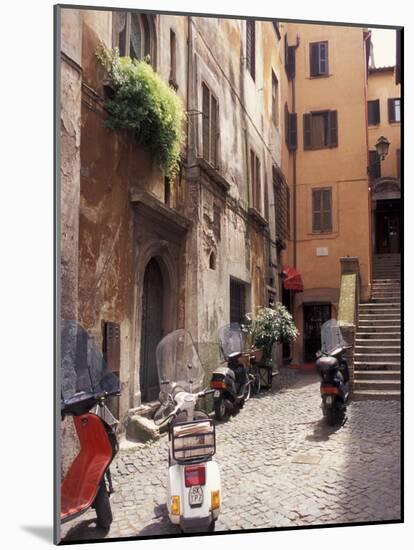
[140,259,163,402]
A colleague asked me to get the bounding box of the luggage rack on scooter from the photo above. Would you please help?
[171,418,216,464]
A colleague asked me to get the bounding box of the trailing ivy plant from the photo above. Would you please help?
[96,44,185,179]
[242,304,299,365]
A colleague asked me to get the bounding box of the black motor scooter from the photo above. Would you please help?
[316,320,350,426]
[210,323,251,421]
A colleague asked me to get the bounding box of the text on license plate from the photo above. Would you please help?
[189,485,204,507]
[214,390,220,398]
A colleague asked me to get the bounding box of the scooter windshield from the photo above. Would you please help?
[218,323,245,361]
[320,320,348,355]
[61,320,120,406]
[156,329,204,394]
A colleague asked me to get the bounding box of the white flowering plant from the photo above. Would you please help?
[242,304,299,365]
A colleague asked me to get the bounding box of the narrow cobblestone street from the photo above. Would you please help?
[61,369,401,542]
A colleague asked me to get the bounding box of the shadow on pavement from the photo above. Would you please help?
[138,504,180,536]
[61,518,110,542]
[306,418,343,442]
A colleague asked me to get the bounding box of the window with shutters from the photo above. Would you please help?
[368,100,380,125]
[284,103,297,151]
[388,98,401,123]
[312,188,332,233]
[273,166,290,241]
[250,149,262,212]
[309,41,329,77]
[303,110,338,150]
[201,83,219,167]
[272,71,279,126]
[284,34,296,80]
[112,11,157,66]
[246,20,256,80]
[369,150,381,180]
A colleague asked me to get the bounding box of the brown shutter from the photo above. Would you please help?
[284,33,288,72]
[250,150,255,206]
[322,189,332,231]
[211,95,217,166]
[310,43,319,76]
[303,113,312,150]
[202,83,210,160]
[288,113,297,151]
[319,42,328,74]
[312,190,322,231]
[388,98,395,123]
[246,20,255,80]
[287,46,295,79]
[256,156,261,211]
[328,110,338,147]
[284,103,289,146]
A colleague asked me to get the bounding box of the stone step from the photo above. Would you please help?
[353,379,401,391]
[359,302,400,308]
[354,361,400,370]
[356,332,401,339]
[358,323,400,335]
[355,339,400,346]
[354,353,400,363]
[352,389,400,401]
[354,369,401,380]
[359,313,400,319]
[126,414,161,443]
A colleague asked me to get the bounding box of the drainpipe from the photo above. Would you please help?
[291,35,300,268]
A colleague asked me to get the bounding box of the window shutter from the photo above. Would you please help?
[202,84,210,160]
[328,110,338,147]
[388,98,395,123]
[250,150,255,206]
[288,113,297,151]
[284,103,289,146]
[211,95,217,166]
[310,43,319,76]
[303,113,312,150]
[319,42,328,74]
[246,20,256,80]
[256,156,261,211]
[284,34,289,72]
[287,46,295,80]
[322,189,332,231]
[312,190,322,231]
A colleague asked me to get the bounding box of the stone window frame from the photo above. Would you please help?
[112,11,157,68]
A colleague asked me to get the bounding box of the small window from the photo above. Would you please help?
[388,98,401,123]
[312,188,332,232]
[273,166,290,241]
[112,11,156,66]
[250,149,261,212]
[201,83,219,167]
[303,110,338,150]
[169,29,177,89]
[369,150,381,180]
[209,251,216,270]
[368,100,380,125]
[246,20,256,80]
[272,72,279,126]
[310,41,329,77]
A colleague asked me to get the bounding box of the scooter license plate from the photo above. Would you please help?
[188,486,204,508]
[325,395,334,405]
[213,390,220,398]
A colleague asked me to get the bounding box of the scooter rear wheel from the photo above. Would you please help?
[94,478,113,529]
[214,397,230,421]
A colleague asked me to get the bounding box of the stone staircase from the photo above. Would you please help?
[353,254,401,401]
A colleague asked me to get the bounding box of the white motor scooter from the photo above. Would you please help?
[154,329,221,533]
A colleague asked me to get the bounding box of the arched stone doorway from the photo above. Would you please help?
[372,177,401,254]
[139,258,164,402]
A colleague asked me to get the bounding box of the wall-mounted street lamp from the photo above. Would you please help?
[368,135,390,176]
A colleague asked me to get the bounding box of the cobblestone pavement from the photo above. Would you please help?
[61,369,401,542]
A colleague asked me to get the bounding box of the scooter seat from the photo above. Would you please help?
[316,356,338,370]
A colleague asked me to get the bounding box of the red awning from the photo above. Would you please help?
[282,266,304,292]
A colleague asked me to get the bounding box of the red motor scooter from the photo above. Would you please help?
[60,320,120,529]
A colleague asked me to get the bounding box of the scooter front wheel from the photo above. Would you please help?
[214,396,230,421]
[94,478,113,529]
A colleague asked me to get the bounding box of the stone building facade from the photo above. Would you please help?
[59,7,288,428]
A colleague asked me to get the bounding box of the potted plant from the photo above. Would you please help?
[243,304,299,368]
